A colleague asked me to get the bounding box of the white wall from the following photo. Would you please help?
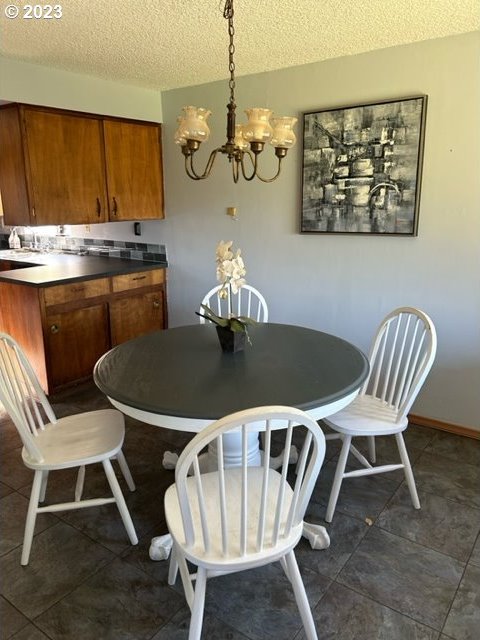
[0,57,163,121]
[161,32,480,430]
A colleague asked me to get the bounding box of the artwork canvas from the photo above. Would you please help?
[301,96,427,235]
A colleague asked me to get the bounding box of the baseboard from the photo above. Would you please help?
[408,413,480,440]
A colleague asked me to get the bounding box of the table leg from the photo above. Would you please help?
[302,522,330,549]
[149,533,173,560]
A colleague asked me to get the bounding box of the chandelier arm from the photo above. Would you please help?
[239,150,257,181]
[185,148,221,180]
[254,157,284,183]
[231,158,240,183]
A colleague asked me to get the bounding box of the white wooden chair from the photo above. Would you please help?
[324,307,437,522]
[0,333,138,565]
[198,283,268,323]
[164,406,326,640]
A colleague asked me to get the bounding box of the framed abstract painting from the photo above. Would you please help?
[301,95,427,236]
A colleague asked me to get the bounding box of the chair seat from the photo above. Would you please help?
[22,409,125,470]
[165,467,302,571]
[324,395,407,437]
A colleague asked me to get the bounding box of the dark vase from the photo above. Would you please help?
[216,325,246,353]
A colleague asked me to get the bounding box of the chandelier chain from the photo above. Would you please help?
[224,0,236,106]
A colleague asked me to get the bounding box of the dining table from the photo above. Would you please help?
[94,322,369,557]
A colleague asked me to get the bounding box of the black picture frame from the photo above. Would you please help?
[300,95,427,236]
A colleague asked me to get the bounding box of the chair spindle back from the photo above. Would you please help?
[199,284,268,323]
[363,308,437,419]
[174,406,325,559]
[0,333,56,462]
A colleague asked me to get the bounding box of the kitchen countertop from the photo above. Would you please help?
[0,250,168,287]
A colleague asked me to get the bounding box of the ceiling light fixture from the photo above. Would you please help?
[174,0,297,183]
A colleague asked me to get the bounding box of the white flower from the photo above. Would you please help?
[215,241,247,299]
[216,240,233,263]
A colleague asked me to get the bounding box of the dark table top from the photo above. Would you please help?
[94,323,369,422]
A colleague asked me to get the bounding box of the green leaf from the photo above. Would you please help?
[198,305,229,327]
[229,318,247,333]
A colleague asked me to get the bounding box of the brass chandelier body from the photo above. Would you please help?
[174,0,297,183]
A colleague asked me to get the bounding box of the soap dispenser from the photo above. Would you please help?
[11,228,21,249]
[8,227,17,249]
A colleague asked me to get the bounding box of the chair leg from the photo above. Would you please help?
[75,465,85,502]
[39,470,49,503]
[325,435,352,523]
[168,544,179,586]
[21,469,43,565]
[284,551,318,640]
[116,450,136,492]
[102,459,138,545]
[188,566,207,640]
[367,436,376,463]
[177,545,195,609]
[395,432,420,509]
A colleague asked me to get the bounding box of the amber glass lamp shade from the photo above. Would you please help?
[234,124,249,150]
[242,108,273,143]
[179,106,212,143]
[270,116,297,149]
[174,116,187,146]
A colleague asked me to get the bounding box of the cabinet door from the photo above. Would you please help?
[103,119,164,221]
[23,108,108,225]
[46,304,110,388]
[110,289,164,346]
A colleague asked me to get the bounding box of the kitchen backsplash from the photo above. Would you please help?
[0,232,167,263]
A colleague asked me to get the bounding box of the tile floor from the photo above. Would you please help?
[1,381,479,640]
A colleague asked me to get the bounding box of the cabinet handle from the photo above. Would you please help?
[50,324,59,334]
[71,286,85,293]
[32,207,36,218]
[111,197,118,216]
[96,197,101,217]
[152,300,160,309]
[132,275,146,281]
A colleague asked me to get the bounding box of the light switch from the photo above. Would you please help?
[226,206,237,219]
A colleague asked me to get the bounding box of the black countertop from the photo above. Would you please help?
[0,251,167,287]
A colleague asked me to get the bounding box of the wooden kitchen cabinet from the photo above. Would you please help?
[0,105,108,226]
[46,304,110,388]
[103,119,164,221]
[109,269,166,345]
[110,290,165,345]
[0,103,164,226]
[0,267,167,393]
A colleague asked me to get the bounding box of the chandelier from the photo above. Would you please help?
[174,0,297,183]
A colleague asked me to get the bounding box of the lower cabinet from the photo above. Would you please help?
[110,289,164,345]
[0,267,167,394]
[46,304,110,388]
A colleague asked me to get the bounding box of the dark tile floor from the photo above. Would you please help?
[1,380,479,640]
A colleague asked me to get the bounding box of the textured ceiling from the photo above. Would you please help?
[1,0,479,91]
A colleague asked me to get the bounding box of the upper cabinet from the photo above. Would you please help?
[103,119,164,221]
[0,103,164,226]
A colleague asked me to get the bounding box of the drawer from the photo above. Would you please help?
[44,277,110,307]
[111,268,165,292]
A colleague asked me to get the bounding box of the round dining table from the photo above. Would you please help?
[94,322,369,555]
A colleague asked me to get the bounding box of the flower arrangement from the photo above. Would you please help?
[197,241,256,342]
